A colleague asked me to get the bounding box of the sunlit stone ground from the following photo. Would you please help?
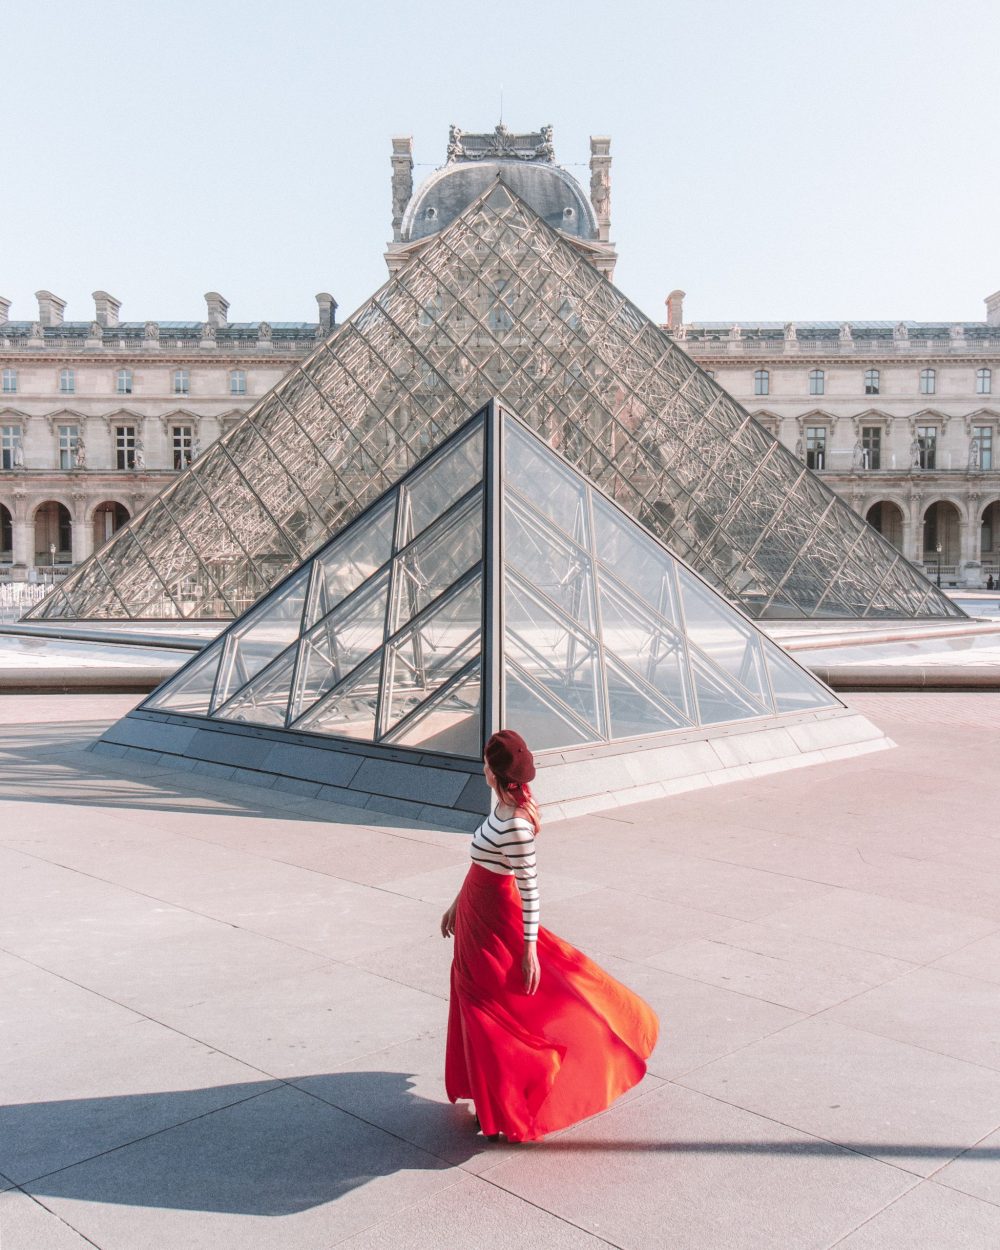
[1,692,999,1249]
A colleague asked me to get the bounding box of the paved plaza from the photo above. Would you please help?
[1,692,1000,1248]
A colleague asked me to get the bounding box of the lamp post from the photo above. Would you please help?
[936,541,943,588]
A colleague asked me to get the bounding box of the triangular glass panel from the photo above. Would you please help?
[676,565,770,707]
[762,638,839,713]
[215,648,296,728]
[38,182,961,624]
[396,421,484,548]
[384,659,482,757]
[290,569,390,722]
[605,654,692,738]
[212,566,310,710]
[304,498,395,629]
[144,638,224,714]
[390,490,483,633]
[591,495,681,627]
[689,650,771,725]
[292,651,381,739]
[504,662,599,751]
[598,579,692,720]
[382,576,482,733]
[504,493,597,633]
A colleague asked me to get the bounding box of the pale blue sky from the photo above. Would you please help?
[6,0,998,327]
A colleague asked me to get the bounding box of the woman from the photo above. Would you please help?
[441,729,659,1143]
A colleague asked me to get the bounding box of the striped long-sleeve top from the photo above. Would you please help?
[470,805,539,942]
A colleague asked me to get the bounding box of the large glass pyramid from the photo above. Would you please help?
[30,181,961,623]
[141,401,843,760]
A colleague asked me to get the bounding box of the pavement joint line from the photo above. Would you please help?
[323,1171,481,1250]
[0,1184,105,1249]
[12,1084,283,1195]
[820,1177,928,1250]
[473,1171,627,1249]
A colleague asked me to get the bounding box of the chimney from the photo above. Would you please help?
[92,290,121,327]
[390,136,414,242]
[35,290,66,327]
[316,292,338,332]
[665,290,686,332]
[204,291,229,328]
[986,290,1000,327]
[0,297,10,324]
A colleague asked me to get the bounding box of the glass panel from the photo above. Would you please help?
[591,495,680,626]
[504,496,596,632]
[503,418,590,547]
[291,570,389,722]
[293,652,381,740]
[143,641,223,714]
[397,419,483,547]
[504,663,598,751]
[384,660,482,757]
[605,654,691,738]
[504,577,603,736]
[598,581,691,719]
[305,498,395,628]
[211,566,309,710]
[391,491,482,632]
[763,639,839,713]
[677,566,770,705]
[690,651,769,726]
[382,576,482,732]
[215,649,295,728]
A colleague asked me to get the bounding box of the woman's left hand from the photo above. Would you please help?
[522,943,540,995]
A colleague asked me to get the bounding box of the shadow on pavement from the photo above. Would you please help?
[5,1072,477,1215]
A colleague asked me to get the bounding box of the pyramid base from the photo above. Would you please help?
[90,706,891,832]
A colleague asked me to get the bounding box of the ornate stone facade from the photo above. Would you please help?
[668,295,1000,586]
[0,289,333,578]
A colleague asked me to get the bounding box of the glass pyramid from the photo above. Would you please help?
[141,401,843,761]
[30,181,962,623]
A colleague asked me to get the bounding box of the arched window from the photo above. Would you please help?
[1,367,16,394]
[809,369,825,396]
[977,367,992,396]
[864,368,880,396]
[230,370,247,396]
[0,502,11,556]
[116,368,133,395]
[59,368,75,394]
[173,369,190,395]
[754,369,769,396]
[919,368,936,395]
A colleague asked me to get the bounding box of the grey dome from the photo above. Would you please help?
[402,161,597,243]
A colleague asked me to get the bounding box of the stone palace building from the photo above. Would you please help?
[0,290,333,577]
[3,124,998,592]
[664,295,1000,587]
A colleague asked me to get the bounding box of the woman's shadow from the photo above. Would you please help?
[4,1071,481,1216]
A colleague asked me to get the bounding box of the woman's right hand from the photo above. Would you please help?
[440,902,457,938]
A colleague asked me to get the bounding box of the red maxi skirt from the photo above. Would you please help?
[445,863,659,1142]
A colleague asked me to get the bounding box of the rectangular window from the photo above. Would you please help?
[116,368,133,395]
[809,370,825,396]
[864,368,880,396]
[1,368,16,393]
[974,426,993,471]
[1,424,21,470]
[917,425,937,470]
[861,426,881,471]
[58,424,79,470]
[920,369,936,396]
[59,369,75,394]
[977,368,992,396]
[115,424,136,470]
[754,370,769,396]
[230,370,247,396]
[173,369,190,395]
[172,425,193,471]
[806,426,827,470]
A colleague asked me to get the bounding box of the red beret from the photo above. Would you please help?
[485,729,536,784]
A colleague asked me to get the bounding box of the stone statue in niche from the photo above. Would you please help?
[134,442,145,471]
[852,440,865,470]
[910,437,922,468]
[73,438,87,469]
[794,436,805,460]
[591,168,610,219]
[12,438,24,469]
[969,436,981,470]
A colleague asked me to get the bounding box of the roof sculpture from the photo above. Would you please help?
[98,401,886,826]
[29,180,962,624]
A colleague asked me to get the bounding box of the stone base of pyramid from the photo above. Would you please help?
[91,705,891,831]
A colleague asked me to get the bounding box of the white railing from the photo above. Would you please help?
[0,580,48,621]
[682,337,1000,358]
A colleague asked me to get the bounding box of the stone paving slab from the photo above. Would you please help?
[2,691,1000,1248]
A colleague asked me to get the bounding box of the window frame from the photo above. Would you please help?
[59,368,75,395]
[114,424,136,471]
[173,368,190,396]
[916,424,938,470]
[1,423,22,470]
[976,367,992,396]
[116,368,133,396]
[753,368,769,397]
[1,367,16,394]
[229,369,247,396]
[171,424,193,471]
[864,368,880,396]
[57,423,79,470]
[973,425,994,471]
[919,368,936,396]
[860,424,882,471]
[805,425,828,471]
[808,368,825,397]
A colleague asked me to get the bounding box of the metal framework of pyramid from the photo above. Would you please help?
[33,181,962,623]
[97,402,890,826]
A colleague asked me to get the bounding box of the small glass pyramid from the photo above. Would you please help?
[142,401,841,760]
